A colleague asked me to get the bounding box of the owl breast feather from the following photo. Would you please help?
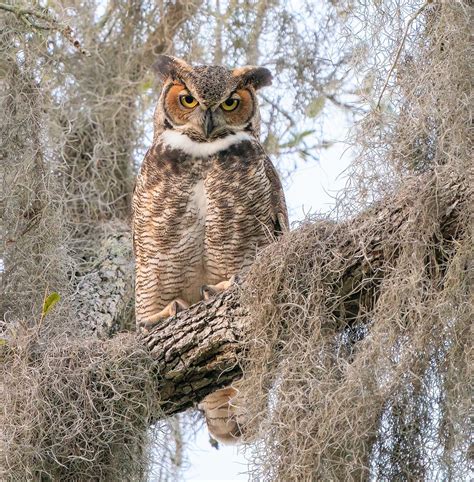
[133,138,280,310]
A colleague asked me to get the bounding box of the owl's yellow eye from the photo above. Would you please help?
[179,94,198,109]
[221,98,239,111]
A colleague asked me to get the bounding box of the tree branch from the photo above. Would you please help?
[73,221,134,338]
[140,0,204,67]
[141,288,245,415]
[137,169,467,415]
[0,2,90,55]
[3,169,467,482]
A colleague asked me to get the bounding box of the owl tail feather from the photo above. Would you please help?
[198,386,245,445]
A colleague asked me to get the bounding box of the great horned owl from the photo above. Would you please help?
[132,55,288,443]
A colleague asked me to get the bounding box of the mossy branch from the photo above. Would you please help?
[0,2,89,54]
[140,167,468,413]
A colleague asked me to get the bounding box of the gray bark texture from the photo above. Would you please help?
[74,221,135,338]
[141,289,246,415]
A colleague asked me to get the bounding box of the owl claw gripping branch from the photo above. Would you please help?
[132,55,288,444]
[136,298,189,332]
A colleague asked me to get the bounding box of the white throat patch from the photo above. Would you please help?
[160,130,252,157]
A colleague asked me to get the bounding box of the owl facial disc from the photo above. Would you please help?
[152,55,272,143]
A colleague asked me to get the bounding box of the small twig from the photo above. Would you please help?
[0,2,90,55]
[376,0,432,109]
[325,94,365,115]
[261,93,297,128]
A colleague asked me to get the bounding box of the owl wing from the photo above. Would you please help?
[263,156,289,236]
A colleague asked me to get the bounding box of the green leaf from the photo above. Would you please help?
[265,132,279,153]
[42,292,61,317]
[140,79,153,92]
[279,130,315,149]
[306,96,326,118]
[356,73,374,97]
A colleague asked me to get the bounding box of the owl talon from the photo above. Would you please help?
[200,275,236,301]
[198,386,244,444]
[137,298,189,332]
[169,299,189,317]
[200,284,217,301]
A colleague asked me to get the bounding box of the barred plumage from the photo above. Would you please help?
[132,55,288,443]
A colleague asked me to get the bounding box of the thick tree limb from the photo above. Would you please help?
[138,170,469,415]
[74,221,134,338]
[141,289,246,415]
[57,169,466,418]
[2,169,468,482]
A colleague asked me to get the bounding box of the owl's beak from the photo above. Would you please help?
[203,109,214,138]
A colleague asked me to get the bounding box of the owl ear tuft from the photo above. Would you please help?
[233,66,272,90]
[152,55,190,81]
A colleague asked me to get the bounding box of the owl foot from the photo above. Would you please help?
[198,386,244,445]
[200,275,237,301]
[137,298,189,332]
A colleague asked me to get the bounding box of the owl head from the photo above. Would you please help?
[152,55,272,143]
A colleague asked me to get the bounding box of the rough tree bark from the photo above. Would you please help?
[136,169,468,415]
[142,289,245,415]
[74,221,134,338]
